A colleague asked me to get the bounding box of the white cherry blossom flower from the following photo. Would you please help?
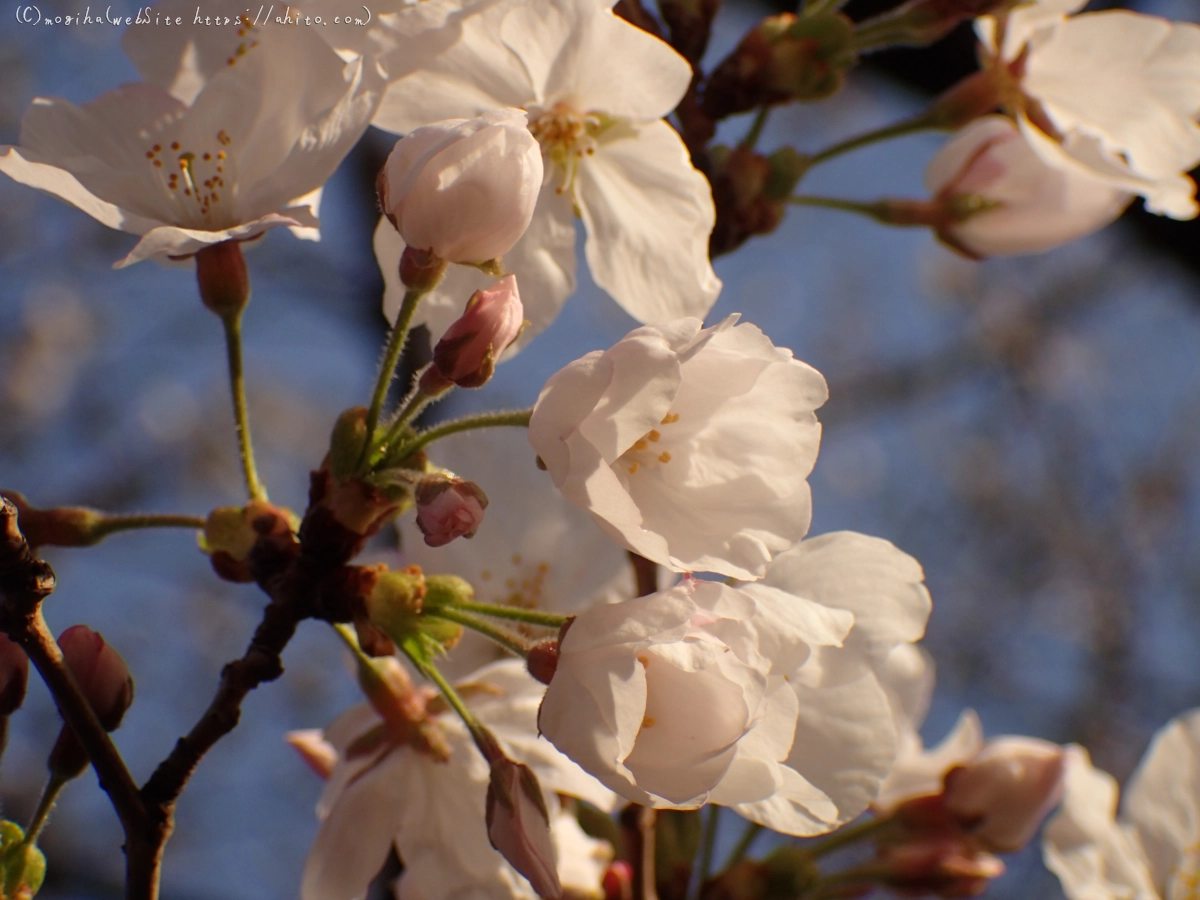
[528,316,826,580]
[379,111,543,265]
[731,532,933,835]
[398,428,630,678]
[538,577,854,810]
[0,4,380,266]
[977,1,1200,218]
[1044,708,1200,900]
[926,116,1132,257]
[301,659,613,900]
[372,0,721,353]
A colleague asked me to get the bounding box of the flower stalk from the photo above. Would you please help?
[387,408,533,463]
[220,310,268,502]
[361,286,429,469]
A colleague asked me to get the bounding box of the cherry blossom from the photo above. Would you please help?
[300,659,613,900]
[1044,707,1200,900]
[537,578,853,809]
[730,532,933,834]
[926,116,1132,257]
[379,111,543,265]
[372,0,721,354]
[0,4,381,266]
[528,316,826,580]
[977,0,1200,218]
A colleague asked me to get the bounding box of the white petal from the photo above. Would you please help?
[1023,12,1200,185]
[577,120,721,323]
[499,0,690,119]
[302,750,415,900]
[1123,708,1200,896]
[776,652,900,832]
[761,532,931,659]
[1043,746,1160,900]
[373,2,533,134]
[0,145,162,236]
[113,214,306,268]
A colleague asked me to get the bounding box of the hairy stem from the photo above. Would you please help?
[428,608,534,658]
[804,111,940,168]
[361,288,425,468]
[221,312,267,502]
[390,409,533,462]
[439,600,567,629]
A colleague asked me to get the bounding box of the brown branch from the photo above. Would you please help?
[0,498,155,894]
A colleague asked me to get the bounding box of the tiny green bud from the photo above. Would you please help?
[329,407,369,481]
[365,568,428,645]
[0,821,46,900]
[423,574,476,610]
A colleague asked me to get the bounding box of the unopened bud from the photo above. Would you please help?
[329,407,369,482]
[203,500,297,583]
[0,821,46,900]
[364,567,428,643]
[286,729,339,780]
[195,240,250,319]
[526,641,559,686]
[0,490,104,550]
[943,737,1066,852]
[432,275,525,388]
[703,12,857,119]
[380,109,543,266]
[602,861,634,900]
[486,757,561,900]
[415,475,488,547]
[877,835,1005,898]
[0,635,29,717]
[49,625,134,779]
[924,116,1131,258]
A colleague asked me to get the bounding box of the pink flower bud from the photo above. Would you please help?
[878,834,1005,898]
[925,116,1132,258]
[415,476,488,548]
[58,625,134,730]
[0,634,28,717]
[285,729,338,780]
[432,275,525,388]
[602,861,634,900]
[49,625,134,780]
[379,109,543,265]
[943,737,1066,853]
[486,757,561,900]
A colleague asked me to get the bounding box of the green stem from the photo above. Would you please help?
[804,110,940,168]
[724,821,764,868]
[389,409,533,463]
[360,288,425,469]
[439,600,567,629]
[374,377,445,464]
[693,805,720,897]
[221,312,267,501]
[402,651,502,760]
[805,814,894,859]
[803,0,847,15]
[331,622,375,666]
[740,108,771,151]
[21,775,67,848]
[428,608,533,658]
[90,514,207,540]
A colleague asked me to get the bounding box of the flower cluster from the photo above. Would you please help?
[2,0,1200,898]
